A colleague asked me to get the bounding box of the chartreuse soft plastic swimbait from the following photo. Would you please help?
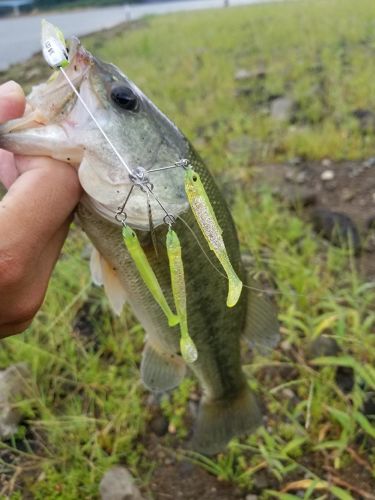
[122,225,179,327]
[166,228,198,364]
[184,168,243,307]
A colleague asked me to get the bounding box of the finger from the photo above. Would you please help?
[0,81,25,122]
[0,217,72,338]
[0,157,82,255]
[0,320,33,338]
[0,149,18,189]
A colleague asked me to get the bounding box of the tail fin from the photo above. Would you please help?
[191,386,262,455]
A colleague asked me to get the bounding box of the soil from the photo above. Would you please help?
[250,159,375,280]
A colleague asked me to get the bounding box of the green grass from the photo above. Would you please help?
[1,0,375,497]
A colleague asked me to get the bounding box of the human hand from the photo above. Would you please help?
[0,81,82,338]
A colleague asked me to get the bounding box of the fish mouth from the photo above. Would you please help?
[0,36,92,149]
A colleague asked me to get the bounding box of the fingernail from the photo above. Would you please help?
[0,81,23,98]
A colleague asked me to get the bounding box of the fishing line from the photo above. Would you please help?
[60,67,132,176]
[41,23,133,177]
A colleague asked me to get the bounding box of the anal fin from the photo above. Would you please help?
[141,342,186,392]
[243,275,280,355]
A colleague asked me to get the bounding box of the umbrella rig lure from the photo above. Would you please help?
[114,159,243,365]
[41,20,243,365]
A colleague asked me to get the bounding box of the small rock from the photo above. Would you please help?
[322,181,337,192]
[245,495,258,500]
[284,168,311,185]
[253,471,269,489]
[364,233,375,253]
[363,157,375,168]
[320,169,335,181]
[100,466,144,500]
[270,96,295,122]
[285,168,296,182]
[366,215,375,230]
[349,165,365,178]
[306,336,340,359]
[335,366,354,394]
[235,87,253,98]
[321,158,332,168]
[295,171,308,184]
[280,340,292,351]
[149,415,169,437]
[281,388,295,399]
[310,208,361,255]
[235,68,266,81]
[363,392,375,416]
[288,157,303,166]
[177,460,194,475]
[0,363,29,439]
[168,423,176,434]
[352,108,375,132]
[341,188,356,202]
[282,187,317,209]
[146,393,165,408]
[227,135,260,155]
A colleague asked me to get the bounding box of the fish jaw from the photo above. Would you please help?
[0,122,83,165]
[0,37,93,165]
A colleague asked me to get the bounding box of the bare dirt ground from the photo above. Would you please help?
[251,159,375,279]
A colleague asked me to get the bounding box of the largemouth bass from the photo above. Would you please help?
[0,36,279,454]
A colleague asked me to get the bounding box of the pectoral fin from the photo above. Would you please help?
[90,247,103,285]
[243,276,280,355]
[90,248,127,315]
[141,341,186,392]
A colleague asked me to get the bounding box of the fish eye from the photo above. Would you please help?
[192,175,198,182]
[111,86,139,111]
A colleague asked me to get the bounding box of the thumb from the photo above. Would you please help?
[0,81,25,122]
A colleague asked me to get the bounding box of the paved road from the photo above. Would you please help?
[0,0,281,70]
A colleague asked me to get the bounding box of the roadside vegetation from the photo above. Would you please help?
[33,0,136,10]
[1,0,374,497]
